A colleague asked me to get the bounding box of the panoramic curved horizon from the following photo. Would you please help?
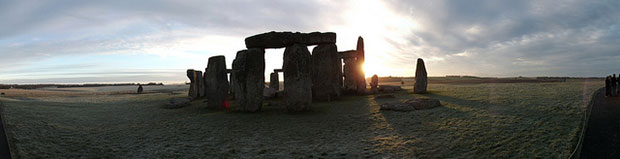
[1,0,619,84]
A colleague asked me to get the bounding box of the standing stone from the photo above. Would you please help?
[370,74,379,92]
[283,44,312,111]
[269,72,279,91]
[311,44,341,101]
[414,58,428,93]
[232,49,265,112]
[357,36,365,63]
[229,70,236,100]
[186,69,200,99]
[197,71,205,97]
[342,57,358,94]
[205,56,230,109]
[355,37,366,94]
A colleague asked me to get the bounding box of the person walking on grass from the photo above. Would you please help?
[606,76,611,97]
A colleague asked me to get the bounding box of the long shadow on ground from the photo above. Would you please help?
[580,89,620,158]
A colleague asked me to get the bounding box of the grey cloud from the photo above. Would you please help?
[384,0,620,76]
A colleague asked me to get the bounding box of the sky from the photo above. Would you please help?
[1,0,619,84]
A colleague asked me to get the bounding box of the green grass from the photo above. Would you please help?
[0,79,602,158]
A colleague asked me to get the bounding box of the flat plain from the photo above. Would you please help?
[0,78,602,158]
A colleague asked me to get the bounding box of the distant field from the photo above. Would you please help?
[0,78,603,158]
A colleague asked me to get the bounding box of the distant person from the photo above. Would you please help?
[605,76,611,97]
[137,84,144,94]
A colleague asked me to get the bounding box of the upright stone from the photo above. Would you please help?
[205,56,230,109]
[283,44,312,111]
[370,74,379,92]
[232,49,265,112]
[269,72,279,91]
[186,69,200,99]
[355,37,366,94]
[414,58,428,93]
[342,57,358,94]
[357,36,365,63]
[197,71,205,97]
[311,44,342,101]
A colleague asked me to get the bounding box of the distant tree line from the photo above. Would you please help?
[0,82,164,89]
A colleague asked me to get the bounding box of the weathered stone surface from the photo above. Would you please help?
[245,31,336,48]
[269,72,279,91]
[343,57,358,94]
[205,56,230,109]
[197,71,205,97]
[263,87,277,99]
[283,44,312,111]
[186,69,201,99]
[414,58,428,93]
[370,74,379,92]
[357,36,365,63]
[338,50,357,59]
[232,48,265,112]
[311,44,341,101]
[380,98,440,111]
[165,97,191,109]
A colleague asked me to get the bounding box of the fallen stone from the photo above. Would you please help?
[232,48,265,112]
[380,98,440,111]
[414,58,428,93]
[283,43,313,111]
[311,43,341,101]
[245,31,336,48]
[263,87,278,99]
[205,55,230,109]
[165,97,191,109]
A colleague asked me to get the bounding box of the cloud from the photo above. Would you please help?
[381,0,620,76]
[1,0,619,84]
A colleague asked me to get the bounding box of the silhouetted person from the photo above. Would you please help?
[612,74,618,97]
[606,76,611,97]
[137,84,144,94]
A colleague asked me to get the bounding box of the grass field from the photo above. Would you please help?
[0,79,602,158]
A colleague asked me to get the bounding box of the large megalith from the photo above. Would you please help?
[232,49,265,112]
[186,69,201,100]
[311,44,341,101]
[197,71,205,97]
[205,56,230,109]
[245,31,337,49]
[283,44,312,111]
[269,72,279,91]
[414,58,427,93]
[342,55,358,94]
[357,36,365,63]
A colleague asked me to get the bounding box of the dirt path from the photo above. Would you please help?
[580,90,620,158]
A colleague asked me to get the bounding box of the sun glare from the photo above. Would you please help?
[330,0,420,78]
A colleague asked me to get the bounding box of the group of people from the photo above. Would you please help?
[606,74,619,97]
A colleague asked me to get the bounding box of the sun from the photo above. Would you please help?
[329,0,420,78]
